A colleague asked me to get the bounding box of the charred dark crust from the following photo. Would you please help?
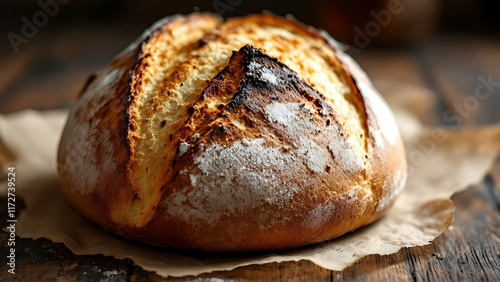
[176,46,248,145]
[60,12,405,252]
[264,12,371,149]
[178,44,351,151]
[232,12,371,152]
[226,45,338,123]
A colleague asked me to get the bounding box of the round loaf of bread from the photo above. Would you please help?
[58,12,407,252]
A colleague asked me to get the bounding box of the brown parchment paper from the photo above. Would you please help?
[1,80,500,278]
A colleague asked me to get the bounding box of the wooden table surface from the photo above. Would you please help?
[1,26,499,281]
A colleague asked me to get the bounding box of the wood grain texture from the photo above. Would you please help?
[0,29,499,280]
[1,183,499,281]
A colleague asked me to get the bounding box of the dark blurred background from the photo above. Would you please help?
[1,0,499,123]
[2,0,499,47]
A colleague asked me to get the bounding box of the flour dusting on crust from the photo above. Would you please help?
[178,142,190,156]
[265,101,327,172]
[165,100,369,229]
[63,126,116,194]
[248,60,279,85]
[62,66,126,194]
[166,138,305,228]
[303,201,336,229]
[298,138,330,174]
[265,102,319,136]
[328,139,364,172]
[265,101,364,173]
[376,170,406,212]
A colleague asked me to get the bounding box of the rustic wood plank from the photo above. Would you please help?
[130,260,332,281]
[349,184,500,281]
[128,182,500,281]
[418,36,500,127]
[0,237,134,281]
[0,196,134,281]
[1,33,500,281]
[2,178,499,280]
[0,26,140,114]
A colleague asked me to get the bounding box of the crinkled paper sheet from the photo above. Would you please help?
[1,81,500,278]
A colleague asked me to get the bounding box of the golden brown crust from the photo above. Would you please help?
[58,12,407,252]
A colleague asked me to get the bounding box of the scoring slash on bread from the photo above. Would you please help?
[57,12,407,252]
